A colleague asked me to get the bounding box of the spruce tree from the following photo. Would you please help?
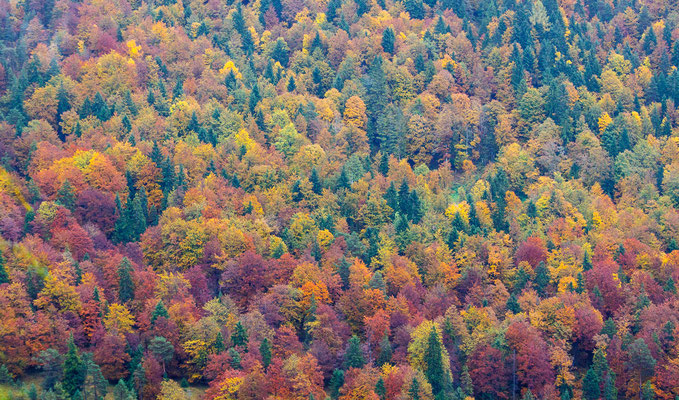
[408,378,421,400]
[377,335,392,366]
[329,369,345,399]
[381,27,395,54]
[0,254,8,285]
[117,257,135,303]
[337,257,351,290]
[0,364,12,383]
[343,335,365,369]
[310,167,322,195]
[56,180,76,211]
[259,337,272,369]
[231,321,249,348]
[151,300,169,324]
[582,367,600,400]
[62,335,85,396]
[423,326,446,395]
[375,377,386,400]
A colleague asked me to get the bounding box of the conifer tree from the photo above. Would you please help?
[381,27,395,54]
[62,335,85,396]
[117,257,135,303]
[424,326,446,395]
[259,338,272,369]
[343,335,365,369]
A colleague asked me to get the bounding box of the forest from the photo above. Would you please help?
[0,0,679,398]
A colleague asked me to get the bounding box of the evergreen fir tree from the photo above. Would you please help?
[0,364,13,383]
[343,335,365,369]
[375,377,386,400]
[62,335,85,396]
[337,257,351,290]
[408,378,421,400]
[259,337,272,369]
[151,300,169,324]
[377,334,392,366]
[56,180,76,211]
[582,367,600,400]
[423,326,446,395]
[117,258,135,303]
[381,27,395,54]
[329,369,345,399]
[231,321,249,348]
[310,167,322,195]
[0,253,8,285]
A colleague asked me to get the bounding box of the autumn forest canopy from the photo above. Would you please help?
[1,0,679,398]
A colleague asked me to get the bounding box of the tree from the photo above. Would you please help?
[310,167,322,195]
[62,334,85,396]
[82,353,107,400]
[113,379,134,400]
[375,376,386,399]
[231,321,249,348]
[408,377,421,400]
[582,367,600,400]
[0,254,8,285]
[382,27,395,54]
[423,326,446,395]
[0,364,13,384]
[149,336,174,374]
[36,348,63,390]
[117,257,135,303]
[343,335,365,369]
[151,300,169,324]
[259,338,272,369]
[56,180,76,211]
[626,338,656,396]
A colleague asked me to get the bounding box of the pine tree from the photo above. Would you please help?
[382,27,395,54]
[228,348,242,369]
[310,167,322,195]
[408,378,421,400]
[27,383,37,400]
[343,335,365,369]
[423,326,446,395]
[377,335,392,366]
[151,300,169,324]
[582,367,601,400]
[398,179,411,218]
[113,194,129,243]
[231,321,249,348]
[287,76,296,92]
[534,261,551,295]
[603,371,618,400]
[149,336,174,374]
[117,257,135,303]
[0,364,13,383]
[82,353,107,400]
[641,380,654,400]
[337,257,351,290]
[329,369,345,399]
[92,92,111,121]
[62,334,85,396]
[173,77,184,100]
[507,293,521,313]
[0,253,8,285]
[56,180,76,211]
[375,377,386,400]
[113,379,133,400]
[384,182,398,216]
[259,337,272,369]
[365,56,389,150]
